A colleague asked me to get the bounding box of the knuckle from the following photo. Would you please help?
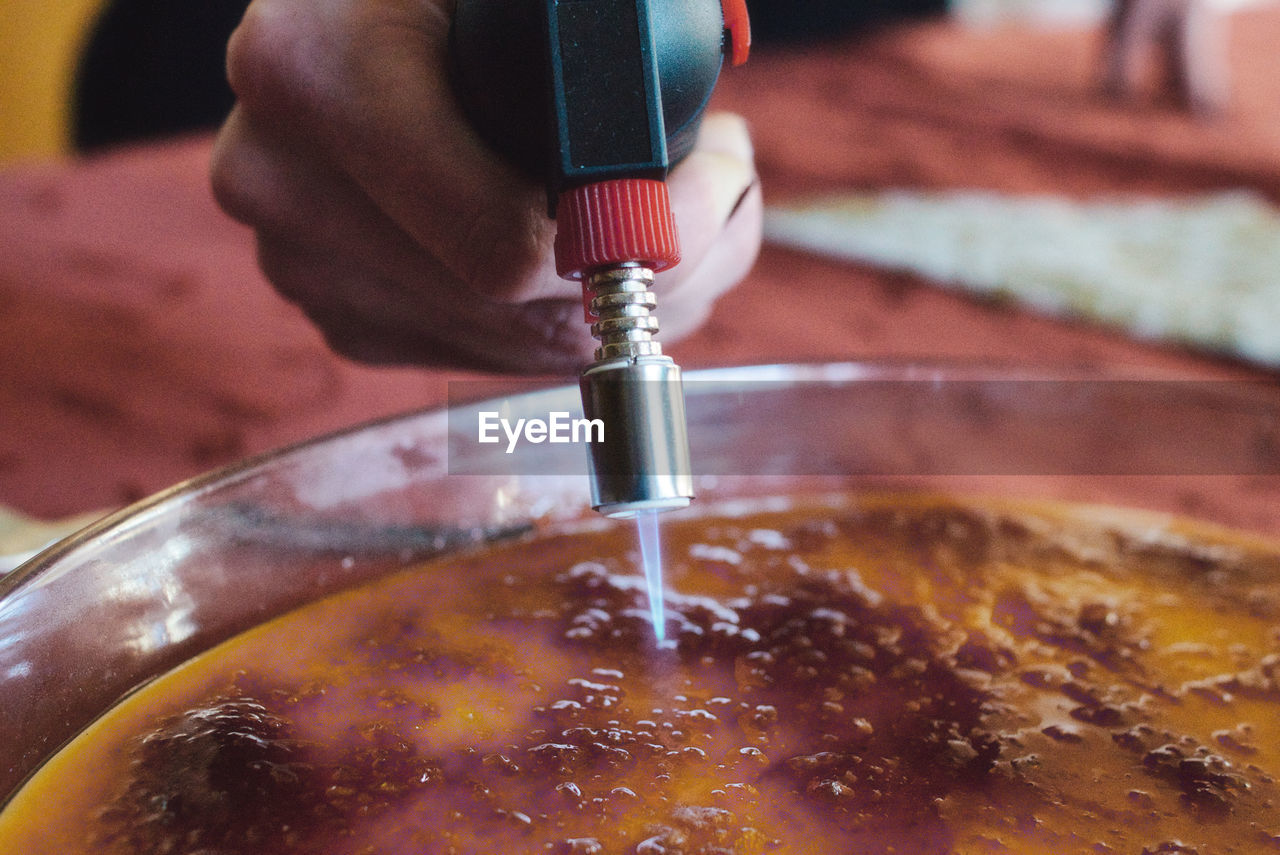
[225,4,278,103]
[254,239,314,303]
[209,144,277,232]
[209,114,300,235]
[508,299,596,371]
[208,132,258,226]
[454,196,558,302]
[225,1,318,116]
[315,324,389,364]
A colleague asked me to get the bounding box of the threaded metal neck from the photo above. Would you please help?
[585,263,663,361]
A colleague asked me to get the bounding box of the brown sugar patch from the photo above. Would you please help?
[554,560,1007,847]
[7,494,1280,854]
[1111,723,1255,817]
[833,503,999,575]
[89,697,441,854]
[993,585,1148,675]
[1213,655,1280,704]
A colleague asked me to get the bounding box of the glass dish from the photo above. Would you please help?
[2,361,1278,803]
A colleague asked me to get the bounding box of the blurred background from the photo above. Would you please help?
[0,0,1278,550]
[0,0,245,162]
[0,0,105,162]
[0,0,1268,160]
[0,0,1140,164]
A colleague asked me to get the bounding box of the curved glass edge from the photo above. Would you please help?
[0,362,885,600]
[3,360,1280,803]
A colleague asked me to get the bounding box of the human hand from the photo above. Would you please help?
[211,0,761,373]
[1102,0,1229,116]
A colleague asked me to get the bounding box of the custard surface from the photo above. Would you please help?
[2,494,1279,853]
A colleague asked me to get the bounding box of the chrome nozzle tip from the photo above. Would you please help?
[595,496,692,520]
[580,355,694,518]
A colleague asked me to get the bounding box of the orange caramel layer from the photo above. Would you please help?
[2,494,1279,854]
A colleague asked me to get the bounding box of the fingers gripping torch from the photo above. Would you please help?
[451,0,750,519]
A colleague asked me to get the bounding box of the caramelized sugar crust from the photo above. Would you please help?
[2,494,1279,854]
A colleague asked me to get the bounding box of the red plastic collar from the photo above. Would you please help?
[721,0,751,66]
[554,179,681,280]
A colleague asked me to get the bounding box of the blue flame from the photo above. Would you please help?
[636,509,666,643]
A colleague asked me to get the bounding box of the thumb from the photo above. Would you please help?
[659,112,761,318]
[669,112,758,253]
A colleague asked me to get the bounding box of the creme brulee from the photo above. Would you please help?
[1,494,1278,853]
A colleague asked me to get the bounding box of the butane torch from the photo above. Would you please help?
[451,0,750,519]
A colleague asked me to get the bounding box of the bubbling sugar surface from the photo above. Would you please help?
[2,494,1279,854]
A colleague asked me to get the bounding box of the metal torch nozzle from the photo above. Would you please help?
[579,264,693,519]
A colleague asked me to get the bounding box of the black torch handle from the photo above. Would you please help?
[449,0,741,213]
